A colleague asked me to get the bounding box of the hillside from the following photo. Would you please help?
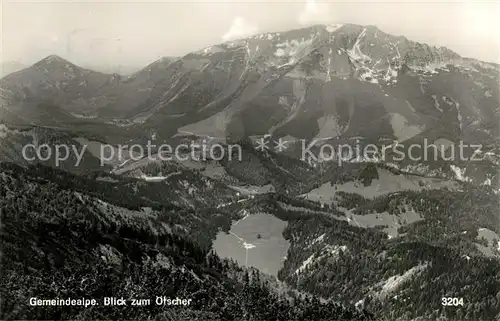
[0,163,374,320]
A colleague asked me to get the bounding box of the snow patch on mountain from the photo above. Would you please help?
[325,48,333,81]
[383,63,398,83]
[343,28,403,85]
[360,67,379,84]
[274,37,316,66]
[431,95,443,113]
[411,61,450,74]
[325,24,343,33]
[347,28,371,63]
[196,45,226,56]
[449,165,472,182]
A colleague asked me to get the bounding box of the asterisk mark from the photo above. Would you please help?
[274,138,288,152]
[254,137,269,151]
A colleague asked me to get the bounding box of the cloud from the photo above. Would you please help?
[222,17,259,42]
[298,0,333,26]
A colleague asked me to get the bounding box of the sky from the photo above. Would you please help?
[1,0,499,72]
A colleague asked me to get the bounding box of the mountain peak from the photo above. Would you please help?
[33,55,76,68]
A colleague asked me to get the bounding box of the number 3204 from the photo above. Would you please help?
[442,297,464,306]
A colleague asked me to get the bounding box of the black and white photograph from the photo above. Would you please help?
[1,0,499,320]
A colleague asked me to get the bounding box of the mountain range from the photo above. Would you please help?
[2,24,498,139]
[1,23,499,185]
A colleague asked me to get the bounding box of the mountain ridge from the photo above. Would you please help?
[1,23,498,184]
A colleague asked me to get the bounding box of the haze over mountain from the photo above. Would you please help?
[80,63,146,76]
[0,61,26,78]
[2,0,499,67]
